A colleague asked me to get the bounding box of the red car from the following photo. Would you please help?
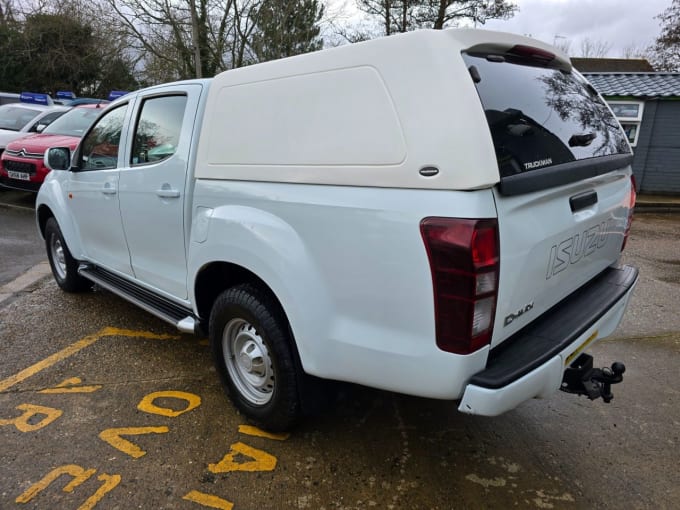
[0,104,105,192]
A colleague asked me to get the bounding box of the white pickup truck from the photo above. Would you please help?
[37,29,638,431]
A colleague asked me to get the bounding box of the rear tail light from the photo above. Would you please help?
[420,218,500,355]
[621,175,636,251]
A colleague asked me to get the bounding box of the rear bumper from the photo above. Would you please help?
[458,264,638,416]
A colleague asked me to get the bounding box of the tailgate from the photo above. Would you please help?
[492,172,632,346]
[460,47,635,348]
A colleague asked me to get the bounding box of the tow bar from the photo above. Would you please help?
[560,353,625,403]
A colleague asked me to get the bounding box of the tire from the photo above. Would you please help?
[209,284,302,431]
[44,217,92,293]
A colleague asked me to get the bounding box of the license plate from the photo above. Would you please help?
[7,170,30,181]
[565,330,598,366]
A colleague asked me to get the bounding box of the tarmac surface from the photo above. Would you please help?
[0,191,679,510]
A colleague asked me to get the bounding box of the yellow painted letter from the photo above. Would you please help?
[0,403,62,432]
[183,490,234,509]
[15,464,96,503]
[78,473,122,510]
[238,425,290,441]
[137,390,201,417]
[99,426,169,458]
[208,442,277,473]
[40,377,102,394]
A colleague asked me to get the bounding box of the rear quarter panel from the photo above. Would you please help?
[189,181,498,398]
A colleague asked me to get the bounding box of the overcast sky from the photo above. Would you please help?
[329,0,671,58]
[482,0,670,57]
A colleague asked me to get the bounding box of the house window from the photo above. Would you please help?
[608,101,644,147]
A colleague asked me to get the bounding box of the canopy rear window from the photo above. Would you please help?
[462,53,630,178]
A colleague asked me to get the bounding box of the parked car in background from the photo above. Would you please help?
[0,104,105,192]
[64,98,110,106]
[0,94,69,156]
[0,92,21,106]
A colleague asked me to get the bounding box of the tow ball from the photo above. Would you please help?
[560,353,625,403]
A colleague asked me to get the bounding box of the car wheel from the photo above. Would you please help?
[45,217,92,293]
[209,284,302,431]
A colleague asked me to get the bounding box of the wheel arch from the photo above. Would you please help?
[188,204,333,377]
[194,261,287,330]
[35,179,86,260]
[194,260,311,382]
[36,204,55,239]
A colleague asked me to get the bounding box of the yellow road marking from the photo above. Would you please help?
[138,390,201,417]
[78,473,122,510]
[99,426,170,459]
[0,403,62,432]
[15,464,97,503]
[15,465,120,509]
[0,331,104,392]
[183,490,234,510]
[238,425,290,441]
[0,328,181,393]
[208,442,277,473]
[99,327,181,341]
[39,377,102,394]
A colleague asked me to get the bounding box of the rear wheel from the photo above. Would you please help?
[45,217,92,292]
[209,284,302,431]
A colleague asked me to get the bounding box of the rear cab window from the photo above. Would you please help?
[462,51,631,193]
[131,95,187,166]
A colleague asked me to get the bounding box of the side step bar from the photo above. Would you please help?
[78,265,199,334]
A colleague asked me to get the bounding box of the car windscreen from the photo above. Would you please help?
[0,105,41,132]
[43,107,102,137]
[462,53,630,178]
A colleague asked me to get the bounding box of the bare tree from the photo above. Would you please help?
[356,0,395,35]
[416,0,517,30]
[353,0,516,38]
[620,43,651,60]
[102,0,242,81]
[579,37,612,58]
[0,0,15,20]
[553,38,572,56]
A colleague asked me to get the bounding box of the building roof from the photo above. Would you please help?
[572,58,655,73]
[583,73,680,98]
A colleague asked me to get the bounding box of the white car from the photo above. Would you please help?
[0,98,69,154]
[37,29,638,431]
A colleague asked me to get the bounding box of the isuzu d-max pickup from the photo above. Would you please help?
[36,29,638,430]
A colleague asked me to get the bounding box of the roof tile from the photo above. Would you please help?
[583,73,680,98]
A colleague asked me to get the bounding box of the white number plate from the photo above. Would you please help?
[7,170,30,181]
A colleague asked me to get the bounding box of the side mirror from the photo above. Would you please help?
[36,123,47,133]
[44,147,71,171]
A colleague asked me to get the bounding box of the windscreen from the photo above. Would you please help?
[44,107,102,137]
[0,105,41,132]
[462,53,630,178]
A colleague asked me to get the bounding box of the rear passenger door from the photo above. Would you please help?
[118,84,203,300]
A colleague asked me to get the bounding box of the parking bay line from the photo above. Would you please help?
[0,327,180,393]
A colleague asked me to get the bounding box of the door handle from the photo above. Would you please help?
[102,183,117,195]
[570,190,598,212]
[156,185,180,199]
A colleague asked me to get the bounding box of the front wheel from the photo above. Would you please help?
[209,284,302,431]
[44,217,92,293]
